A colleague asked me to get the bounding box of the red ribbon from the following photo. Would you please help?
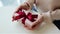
[12,10,38,25]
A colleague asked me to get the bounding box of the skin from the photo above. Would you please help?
[14,0,60,29]
[15,0,43,24]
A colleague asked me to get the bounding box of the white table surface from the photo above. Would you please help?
[0,6,60,34]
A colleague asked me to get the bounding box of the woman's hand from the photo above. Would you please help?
[24,14,43,30]
[15,2,30,13]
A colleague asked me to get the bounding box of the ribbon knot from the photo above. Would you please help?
[12,10,38,25]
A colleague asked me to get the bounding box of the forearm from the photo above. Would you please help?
[42,9,60,23]
[51,9,60,20]
[42,11,52,23]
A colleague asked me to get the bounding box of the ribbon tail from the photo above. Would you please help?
[22,18,26,25]
[12,16,20,21]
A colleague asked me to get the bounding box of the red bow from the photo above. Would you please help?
[12,10,38,25]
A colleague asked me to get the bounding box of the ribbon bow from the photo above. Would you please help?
[12,10,38,25]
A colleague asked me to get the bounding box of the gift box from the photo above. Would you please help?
[12,8,43,30]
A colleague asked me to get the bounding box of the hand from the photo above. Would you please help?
[15,2,30,13]
[24,14,43,30]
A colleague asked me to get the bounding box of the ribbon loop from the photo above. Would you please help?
[12,10,38,25]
